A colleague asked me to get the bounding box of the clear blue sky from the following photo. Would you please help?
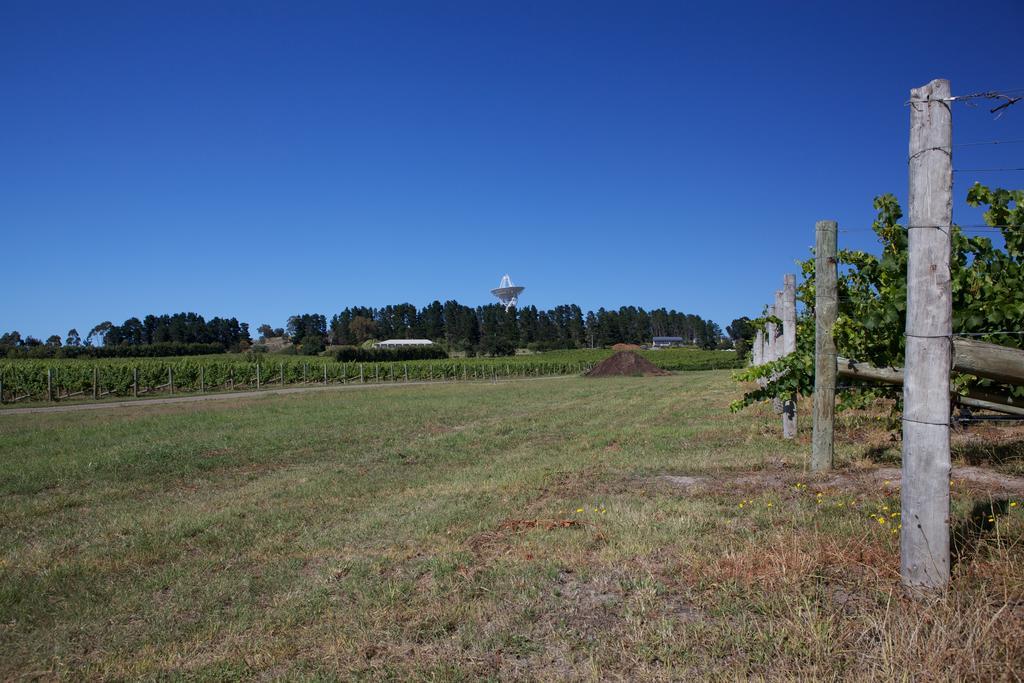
[3,0,1023,339]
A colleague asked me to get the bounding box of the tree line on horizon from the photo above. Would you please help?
[2,302,745,359]
[270,302,731,356]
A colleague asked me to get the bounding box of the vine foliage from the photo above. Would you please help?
[732,183,1024,415]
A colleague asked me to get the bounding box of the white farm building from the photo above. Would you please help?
[375,339,434,348]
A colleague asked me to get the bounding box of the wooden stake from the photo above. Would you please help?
[782,274,797,438]
[770,295,784,415]
[902,78,953,591]
[812,220,838,472]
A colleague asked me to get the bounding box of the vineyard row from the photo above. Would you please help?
[0,359,596,404]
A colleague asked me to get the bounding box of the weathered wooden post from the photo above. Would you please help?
[782,274,797,438]
[902,78,953,591]
[47,368,53,402]
[169,367,174,395]
[323,363,327,384]
[812,220,838,472]
[133,367,138,398]
[93,366,98,400]
[256,363,261,390]
[771,291,784,415]
[200,366,205,393]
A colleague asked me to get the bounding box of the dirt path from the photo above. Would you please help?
[0,375,573,416]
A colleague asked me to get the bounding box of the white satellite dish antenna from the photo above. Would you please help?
[491,274,525,311]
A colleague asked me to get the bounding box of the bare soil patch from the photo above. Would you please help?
[585,351,669,377]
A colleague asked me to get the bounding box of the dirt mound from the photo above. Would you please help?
[611,343,641,351]
[586,351,670,377]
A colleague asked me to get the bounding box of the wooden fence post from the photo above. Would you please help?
[280,364,284,387]
[133,367,138,398]
[257,363,261,390]
[765,295,781,414]
[169,367,174,394]
[93,366,98,400]
[359,363,364,383]
[323,363,328,385]
[782,274,798,438]
[47,368,53,402]
[813,220,838,472]
[902,78,953,591]
[200,366,205,394]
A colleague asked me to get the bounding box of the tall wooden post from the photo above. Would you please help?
[782,274,797,438]
[133,367,138,398]
[47,368,53,402]
[772,290,784,415]
[902,78,953,591]
[813,220,838,472]
[93,366,98,400]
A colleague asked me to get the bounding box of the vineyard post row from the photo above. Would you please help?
[749,275,798,440]
[0,359,600,405]
[810,79,957,592]
[755,78,957,592]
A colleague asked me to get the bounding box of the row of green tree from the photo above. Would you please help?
[3,304,728,360]
[269,303,727,356]
[1,314,251,358]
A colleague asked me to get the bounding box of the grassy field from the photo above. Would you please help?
[1,371,1022,679]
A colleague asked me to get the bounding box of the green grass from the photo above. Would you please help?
[1,371,1021,679]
